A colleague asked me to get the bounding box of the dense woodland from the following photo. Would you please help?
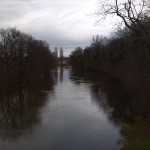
[69,0,150,89]
[69,22,150,85]
[0,28,56,93]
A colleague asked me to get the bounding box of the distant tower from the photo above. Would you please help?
[54,47,58,58]
[60,47,63,66]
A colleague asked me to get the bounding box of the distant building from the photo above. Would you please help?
[54,47,58,58]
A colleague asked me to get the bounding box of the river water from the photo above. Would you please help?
[0,67,121,150]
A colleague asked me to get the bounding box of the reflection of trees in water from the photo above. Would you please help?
[96,78,150,124]
[89,79,134,124]
[70,69,150,124]
[90,83,114,118]
[92,79,150,124]
[59,67,64,83]
[52,69,58,84]
[51,67,64,84]
[0,73,54,140]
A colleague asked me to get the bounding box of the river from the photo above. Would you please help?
[0,67,122,150]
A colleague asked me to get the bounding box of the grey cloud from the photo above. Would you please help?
[0,0,114,56]
[0,2,26,21]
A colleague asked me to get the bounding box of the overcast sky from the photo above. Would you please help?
[0,0,115,56]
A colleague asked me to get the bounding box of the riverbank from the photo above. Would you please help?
[0,28,56,94]
[0,72,51,94]
[71,67,150,150]
[121,117,150,150]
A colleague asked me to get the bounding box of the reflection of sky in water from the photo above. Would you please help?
[0,67,120,150]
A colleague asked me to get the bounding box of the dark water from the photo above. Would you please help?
[0,67,123,150]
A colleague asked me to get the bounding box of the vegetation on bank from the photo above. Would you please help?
[69,0,150,84]
[69,0,150,89]
[69,0,150,149]
[0,28,56,93]
[121,118,150,150]
[69,23,150,85]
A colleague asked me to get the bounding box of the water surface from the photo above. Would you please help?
[0,67,121,150]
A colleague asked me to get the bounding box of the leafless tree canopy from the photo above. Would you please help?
[97,0,150,32]
[0,28,56,92]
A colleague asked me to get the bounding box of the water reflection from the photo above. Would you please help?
[52,69,58,84]
[0,67,122,150]
[70,69,150,124]
[59,67,64,83]
[0,73,54,140]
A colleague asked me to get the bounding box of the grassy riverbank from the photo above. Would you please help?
[121,118,150,150]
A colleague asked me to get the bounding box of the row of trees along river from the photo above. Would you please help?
[69,0,150,149]
[69,0,150,105]
[0,28,56,93]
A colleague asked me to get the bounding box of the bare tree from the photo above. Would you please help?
[0,27,56,92]
[96,0,149,33]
